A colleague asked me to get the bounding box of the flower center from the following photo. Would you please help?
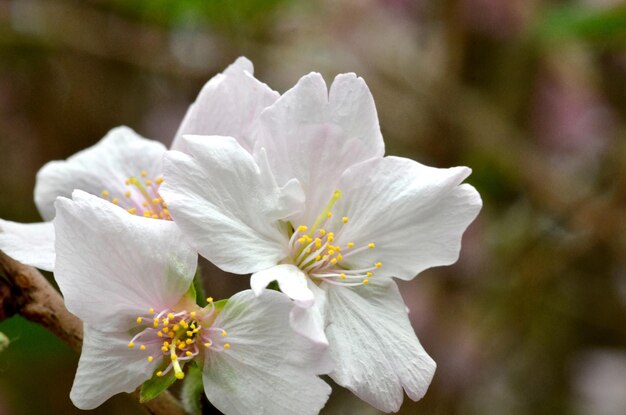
[127,297,230,380]
[100,170,171,220]
[288,189,381,286]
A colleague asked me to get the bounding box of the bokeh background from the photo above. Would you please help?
[1,0,625,414]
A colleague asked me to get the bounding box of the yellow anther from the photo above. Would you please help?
[221,330,227,337]
[224,343,231,349]
[335,246,341,252]
[167,313,175,320]
[206,297,213,303]
[142,201,149,208]
[149,308,155,314]
[375,262,382,268]
[319,229,326,236]
[337,254,343,261]
[156,371,163,377]
[112,198,119,205]
[163,319,169,326]
[190,323,196,329]
[136,317,143,324]
[342,216,349,224]
[145,179,152,186]
[127,342,135,348]
[140,345,146,351]
[143,211,151,217]
[328,249,335,256]
[363,279,369,285]
[162,202,168,208]
[171,354,178,361]
[315,255,321,261]
[204,342,211,348]
[101,190,110,198]
[298,225,308,232]
[368,243,376,249]
[163,341,170,348]
[366,272,373,277]
[186,339,193,345]
[340,273,346,280]
[180,321,189,329]
[178,343,185,350]
[326,212,333,218]
[152,214,159,219]
[306,248,312,254]
[175,372,185,380]
[124,190,131,198]
[190,311,196,318]
[163,327,169,333]
[140,170,148,177]
[330,258,338,265]
[347,242,355,248]
[173,324,180,331]
[157,331,163,337]
[147,356,153,362]
[186,331,193,337]
[298,237,306,244]
[186,351,193,357]
[128,207,137,215]
[156,177,164,184]
[328,235,335,243]
[315,238,322,248]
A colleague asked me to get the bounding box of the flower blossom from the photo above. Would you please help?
[0,56,274,272]
[160,72,482,411]
[54,190,331,414]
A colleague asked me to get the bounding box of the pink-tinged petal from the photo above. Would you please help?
[333,156,482,280]
[252,72,385,226]
[35,126,166,221]
[53,190,197,332]
[203,290,331,415]
[161,135,303,274]
[172,57,279,153]
[325,278,436,412]
[70,325,161,410]
[0,220,55,271]
[251,264,314,308]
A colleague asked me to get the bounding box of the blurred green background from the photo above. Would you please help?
[1,0,625,414]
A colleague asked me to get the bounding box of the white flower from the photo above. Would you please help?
[0,126,166,271]
[54,190,331,414]
[0,56,273,272]
[160,72,482,412]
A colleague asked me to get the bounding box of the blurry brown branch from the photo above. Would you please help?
[0,251,187,415]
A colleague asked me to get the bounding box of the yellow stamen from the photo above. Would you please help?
[342,216,349,224]
[347,242,355,248]
[127,342,135,348]
[368,243,376,249]
[375,262,382,268]
[224,343,231,349]
[136,317,143,324]
[101,190,109,198]
[140,345,146,351]
[147,356,153,362]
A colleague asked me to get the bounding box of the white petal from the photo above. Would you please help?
[70,325,160,410]
[334,156,482,280]
[161,135,303,274]
[289,280,331,350]
[0,220,55,271]
[325,278,436,412]
[251,264,314,308]
[53,190,197,331]
[203,290,331,415]
[172,57,279,153]
[34,126,166,221]
[252,72,384,226]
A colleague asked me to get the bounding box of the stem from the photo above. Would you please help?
[0,251,187,415]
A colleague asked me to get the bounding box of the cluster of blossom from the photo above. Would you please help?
[0,58,481,414]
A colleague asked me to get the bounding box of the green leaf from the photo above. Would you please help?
[534,4,626,44]
[181,363,204,415]
[192,266,207,306]
[139,366,177,403]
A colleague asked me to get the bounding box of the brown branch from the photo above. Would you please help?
[0,251,187,415]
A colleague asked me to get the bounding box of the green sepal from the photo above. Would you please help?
[139,363,178,403]
[184,279,197,303]
[181,363,204,415]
